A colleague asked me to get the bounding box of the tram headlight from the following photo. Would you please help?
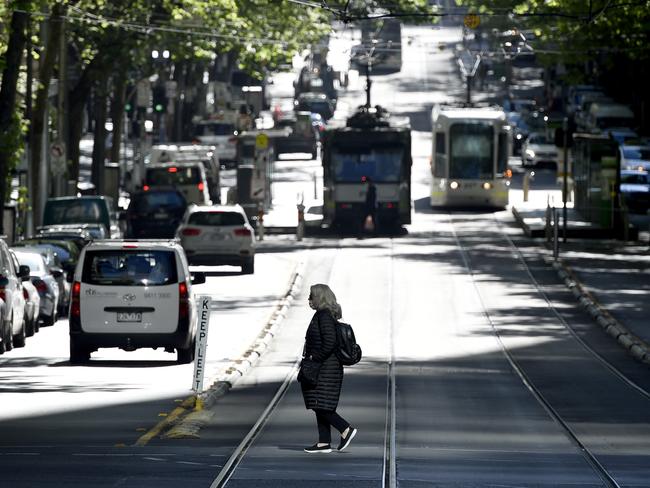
[482,182,492,190]
[449,181,459,190]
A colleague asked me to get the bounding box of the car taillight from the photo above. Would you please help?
[179,281,189,320]
[233,228,251,237]
[143,185,150,191]
[33,278,48,295]
[181,228,201,236]
[71,281,81,318]
[228,136,237,143]
[198,182,205,191]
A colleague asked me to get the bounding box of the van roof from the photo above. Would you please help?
[589,103,635,117]
[84,239,182,251]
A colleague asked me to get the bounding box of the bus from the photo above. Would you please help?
[430,105,511,207]
[322,106,412,230]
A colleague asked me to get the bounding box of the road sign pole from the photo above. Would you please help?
[192,296,212,404]
[562,117,569,242]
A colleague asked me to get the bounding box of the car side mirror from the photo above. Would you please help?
[191,272,206,285]
[19,264,31,281]
[51,268,64,279]
[66,272,74,283]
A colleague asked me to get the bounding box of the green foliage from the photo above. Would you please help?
[0,108,28,201]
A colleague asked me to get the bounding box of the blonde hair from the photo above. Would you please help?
[310,284,342,320]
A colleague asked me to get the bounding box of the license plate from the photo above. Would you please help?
[117,312,142,322]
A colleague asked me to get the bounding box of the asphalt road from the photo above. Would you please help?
[1,24,649,488]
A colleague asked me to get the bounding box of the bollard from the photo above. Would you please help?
[553,208,559,260]
[523,170,535,202]
[257,205,265,241]
[296,203,305,241]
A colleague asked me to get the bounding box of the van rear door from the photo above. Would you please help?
[79,249,179,334]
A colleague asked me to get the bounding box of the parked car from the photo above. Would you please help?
[13,246,67,317]
[68,239,206,364]
[521,132,559,168]
[176,204,255,274]
[126,188,188,238]
[0,238,28,352]
[14,238,81,274]
[35,224,94,249]
[294,92,335,121]
[43,196,121,239]
[143,161,211,205]
[9,250,40,337]
[620,169,650,213]
[13,249,60,327]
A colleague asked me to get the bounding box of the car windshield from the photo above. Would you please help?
[529,134,551,144]
[133,192,186,212]
[621,173,649,184]
[449,122,494,179]
[44,199,108,226]
[194,123,235,136]
[146,167,200,185]
[188,211,245,226]
[14,252,46,274]
[623,148,650,160]
[82,250,178,286]
[332,146,404,183]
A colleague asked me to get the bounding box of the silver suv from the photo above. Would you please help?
[0,238,28,353]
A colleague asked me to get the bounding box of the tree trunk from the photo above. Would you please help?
[91,79,109,195]
[0,3,29,233]
[67,60,97,187]
[29,3,66,228]
[109,72,127,164]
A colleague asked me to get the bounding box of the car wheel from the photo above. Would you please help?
[241,258,255,275]
[70,338,90,364]
[13,321,26,348]
[42,314,54,327]
[3,317,13,352]
[177,343,194,364]
[26,316,35,337]
[33,316,40,334]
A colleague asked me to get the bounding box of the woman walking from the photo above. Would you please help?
[300,284,357,453]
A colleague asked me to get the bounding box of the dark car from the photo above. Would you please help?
[294,92,335,121]
[43,196,121,238]
[274,111,319,159]
[126,188,188,238]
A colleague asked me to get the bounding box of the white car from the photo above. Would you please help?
[9,250,40,338]
[0,239,27,352]
[176,204,256,274]
[521,132,559,168]
[191,120,238,165]
[68,240,206,364]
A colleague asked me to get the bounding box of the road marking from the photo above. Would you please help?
[134,396,195,446]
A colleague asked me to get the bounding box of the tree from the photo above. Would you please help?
[0,1,30,233]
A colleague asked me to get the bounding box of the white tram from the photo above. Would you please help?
[430,105,511,207]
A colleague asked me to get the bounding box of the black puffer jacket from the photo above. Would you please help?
[301,309,343,411]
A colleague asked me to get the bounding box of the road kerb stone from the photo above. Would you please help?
[550,257,650,365]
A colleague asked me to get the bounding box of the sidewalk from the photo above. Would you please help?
[511,189,650,365]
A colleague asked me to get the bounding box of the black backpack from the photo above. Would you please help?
[335,321,362,366]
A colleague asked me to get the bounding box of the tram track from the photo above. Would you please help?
[448,211,650,488]
[208,242,399,488]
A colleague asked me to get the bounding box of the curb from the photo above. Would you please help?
[162,261,305,439]
[547,256,650,366]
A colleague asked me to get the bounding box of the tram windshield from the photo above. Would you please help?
[332,146,403,183]
[449,123,494,179]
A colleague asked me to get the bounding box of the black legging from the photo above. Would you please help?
[314,409,349,444]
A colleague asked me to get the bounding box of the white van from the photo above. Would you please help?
[68,240,206,363]
[586,103,635,133]
[149,145,221,203]
[144,161,211,205]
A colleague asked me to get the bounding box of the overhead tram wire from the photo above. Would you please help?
[448,213,626,488]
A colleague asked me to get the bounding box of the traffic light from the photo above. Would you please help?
[152,85,167,113]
